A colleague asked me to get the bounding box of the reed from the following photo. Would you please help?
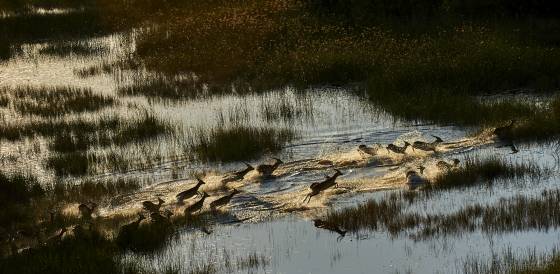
[191,125,295,162]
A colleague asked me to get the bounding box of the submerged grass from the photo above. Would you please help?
[191,125,295,162]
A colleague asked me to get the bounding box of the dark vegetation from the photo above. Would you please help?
[191,126,295,162]
[39,42,108,57]
[0,86,115,117]
[429,156,543,190]
[325,157,547,236]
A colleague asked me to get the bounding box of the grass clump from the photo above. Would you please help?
[46,152,92,176]
[430,156,543,190]
[38,42,108,57]
[0,230,121,274]
[117,76,204,100]
[2,86,115,117]
[325,189,560,239]
[191,126,295,162]
[53,178,141,202]
[0,172,44,228]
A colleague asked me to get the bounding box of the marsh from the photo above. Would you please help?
[1,1,560,273]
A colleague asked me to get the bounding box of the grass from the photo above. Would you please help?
[46,152,92,176]
[53,178,141,201]
[38,41,108,57]
[0,172,44,228]
[429,156,544,190]
[325,188,560,239]
[190,125,295,162]
[325,157,549,236]
[103,0,560,141]
[0,86,115,117]
[117,76,204,100]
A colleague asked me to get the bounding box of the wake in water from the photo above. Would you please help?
[95,129,497,223]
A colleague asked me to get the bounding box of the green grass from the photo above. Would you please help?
[191,125,295,162]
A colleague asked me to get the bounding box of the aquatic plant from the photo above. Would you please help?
[1,86,115,117]
[430,156,544,190]
[39,42,108,57]
[190,125,295,162]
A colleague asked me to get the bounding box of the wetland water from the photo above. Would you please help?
[2,22,560,274]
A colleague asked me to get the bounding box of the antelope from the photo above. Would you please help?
[493,120,516,138]
[412,135,443,152]
[256,158,283,177]
[116,214,145,247]
[45,227,67,246]
[176,179,205,205]
[357,144,379,156]
[209,189,240,209]
[406,170,427,187]
[222,163,254,184]
[150,210,174,224]
[142,198,165,213]
[78,202,97,219]
[184,192,210,215]
[303,169,343,203]
[387,142,411,154]
[436,159,460,170]
[497,140,519,154]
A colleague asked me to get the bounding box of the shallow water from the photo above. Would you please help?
[2,27,560,273]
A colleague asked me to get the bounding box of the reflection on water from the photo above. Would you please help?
[2,27,560,274]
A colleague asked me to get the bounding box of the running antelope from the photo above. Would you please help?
[436,159,460,170]
[150,210,174,224]
[184,192,210,215]
[176,178,205,205]
[303,169,343,203]
[387,142,411,154]
[142,198,165,213]
[493,120,516,138]
[406,170,427,187]
[210,189,240,209]
[256,158,283,177]
[357,144,380,156]
[78,202,97,220]
[222,163,254,184]
[45,228,67,246]
[116,214,146,247]
[412,135,443,152]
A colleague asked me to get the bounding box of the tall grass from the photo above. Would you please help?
[0,172,44,228]
[191,125,295,162]
[0,86,115,117]
[430,156,544,190]
[39,41,108,57]
[325,188,560,239]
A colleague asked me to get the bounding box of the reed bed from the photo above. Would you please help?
[0,86,115,117]
[39,41,108,57]
[190,125,295,162]
[430,156,544,190]
[326,189,560,240]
